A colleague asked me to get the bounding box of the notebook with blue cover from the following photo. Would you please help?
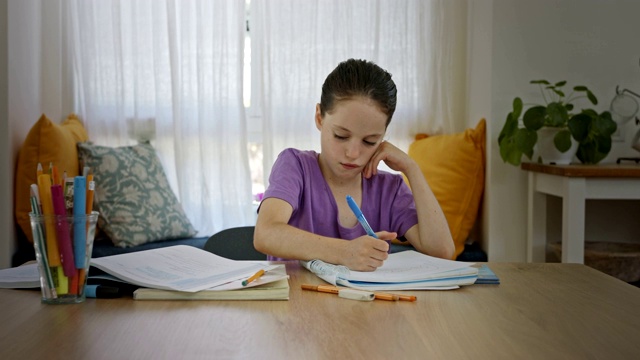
[475,264,500,284]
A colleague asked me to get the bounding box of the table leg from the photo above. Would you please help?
[562,177,586,263]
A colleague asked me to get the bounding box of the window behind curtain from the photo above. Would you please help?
[69,0,253,236]
[68,0,468,234]
[250,0,469,190]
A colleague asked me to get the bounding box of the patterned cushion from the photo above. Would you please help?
[77,142,197,248]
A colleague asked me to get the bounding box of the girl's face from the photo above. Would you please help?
[315,97,387,181]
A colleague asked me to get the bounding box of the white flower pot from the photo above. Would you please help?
[535,127,578,165]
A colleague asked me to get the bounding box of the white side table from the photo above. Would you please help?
[522,163,640,263]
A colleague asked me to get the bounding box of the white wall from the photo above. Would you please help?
[471,0,640,262]
[0,0,10,268]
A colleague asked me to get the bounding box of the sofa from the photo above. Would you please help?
[12,114,207,267]
[13,114,487,266]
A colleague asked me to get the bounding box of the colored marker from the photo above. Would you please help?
[85,285,122,298]
[73,176,87,269]
[37,174,61,266]
[51,184,76,277]
[346,195,377,238]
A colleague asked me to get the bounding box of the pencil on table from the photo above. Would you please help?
[373,292,399,301]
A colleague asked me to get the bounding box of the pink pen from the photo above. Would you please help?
[51,184,76,277]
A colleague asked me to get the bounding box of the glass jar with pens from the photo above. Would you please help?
[28,163,98,304]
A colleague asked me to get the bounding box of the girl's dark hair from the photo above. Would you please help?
[319,59,397,127]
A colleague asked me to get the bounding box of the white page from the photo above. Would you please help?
[0,263,40,288]
[346,250,476,282]
[90,245,266,292]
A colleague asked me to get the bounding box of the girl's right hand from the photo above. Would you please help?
[341,231,397,271]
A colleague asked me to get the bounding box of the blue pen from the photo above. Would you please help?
[73,176,87,269]
[346,195,378,238]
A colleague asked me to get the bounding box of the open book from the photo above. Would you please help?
[0,263,40,289]
[133,265,289,301]
[301,250,478,290]
[2,246,290,300]
[89,245,289,299]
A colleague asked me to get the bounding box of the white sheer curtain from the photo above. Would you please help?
[251,0,468,184]
[68,0,253,236]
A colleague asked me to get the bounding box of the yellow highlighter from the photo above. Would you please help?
[37,174,61,267]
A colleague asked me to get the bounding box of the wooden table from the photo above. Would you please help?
[521,162,640,263]
[1,262,639,359]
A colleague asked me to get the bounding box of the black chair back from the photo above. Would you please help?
[203,226,267,260]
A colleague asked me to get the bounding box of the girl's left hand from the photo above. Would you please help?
[363,141,413,178]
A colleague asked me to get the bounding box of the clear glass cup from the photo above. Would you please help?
[29,212,99,304]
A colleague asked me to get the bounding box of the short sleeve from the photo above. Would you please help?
[262,149,305,212]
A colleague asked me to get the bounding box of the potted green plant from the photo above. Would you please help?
[498,80,617,165]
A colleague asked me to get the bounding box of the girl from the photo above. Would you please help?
[254,59,454,271]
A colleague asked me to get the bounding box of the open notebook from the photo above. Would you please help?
[301,250,479,291]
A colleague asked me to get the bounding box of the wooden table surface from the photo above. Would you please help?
[1,262,639,359]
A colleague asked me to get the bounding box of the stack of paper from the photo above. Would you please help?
[133,266,289,300]
[301,250,479,290]
[0,264,40,289]
[89,245,289,300]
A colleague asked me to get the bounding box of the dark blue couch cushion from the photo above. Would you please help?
[390,241,487,262]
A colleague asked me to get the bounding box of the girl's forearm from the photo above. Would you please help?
[254,222,348,263]
[404,163,455,259]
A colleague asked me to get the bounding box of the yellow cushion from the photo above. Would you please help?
[14,114,89,243]
[407,118,486,259]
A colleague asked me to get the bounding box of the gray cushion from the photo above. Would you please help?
[78,142,197,248]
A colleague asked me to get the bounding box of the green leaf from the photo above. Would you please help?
[568,113,591,142]
[514,128,537,155]
[552,89,565,98]
[554,81,567,87]
[565,104,574,111]
[546,102,569,127]
[512,97,523,121]
[498,112,518,144]
[573,85,588,92]
[586,90,598,105]
[499,136,523,165]
[578,136,610,164]
[576,140,596,164]
[553,130,572,152]
[524,148,534,160]
[523,106,546,130]
[531,80,550,85]
[596,135,612,155]
[594,112,617,136]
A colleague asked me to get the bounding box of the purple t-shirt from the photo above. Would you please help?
[260,148,418,260]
